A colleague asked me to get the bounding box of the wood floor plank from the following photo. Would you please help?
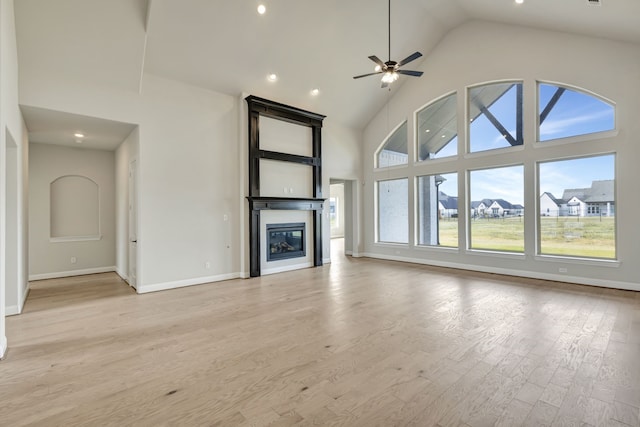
[2,243,640,426]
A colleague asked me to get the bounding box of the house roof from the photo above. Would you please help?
[470,199,494,209]
[491,199,517,209]
[439,197,458,210]
[540,192,566,206]
[586,180,615,202]
[562,180,614,203]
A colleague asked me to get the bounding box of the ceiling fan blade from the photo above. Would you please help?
[353,71,383,79]
[397,51,422,67]
[368,55,386,68]
[397,69,424,77]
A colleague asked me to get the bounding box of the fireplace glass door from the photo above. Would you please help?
[266,223,306,261]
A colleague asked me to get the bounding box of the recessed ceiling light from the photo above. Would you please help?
[310,88,320,96]
[74,132,85,138]
[257,4,266,14]
[425,129,430,133]
[515,0,524,4]
[268,73,277,82]
[441,135,446,138]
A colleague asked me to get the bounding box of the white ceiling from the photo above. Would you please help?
[21,106,137,151]
[14,0,640,148]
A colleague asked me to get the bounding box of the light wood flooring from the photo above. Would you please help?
[2,244,640,426]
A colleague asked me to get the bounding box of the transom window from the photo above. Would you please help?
[538,83,615,142]
[469,82,523,153]
[416,93,458,161]
[376,121,408,168]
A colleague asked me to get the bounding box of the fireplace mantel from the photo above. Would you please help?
[245,96,326,277]
[246,197,325,211]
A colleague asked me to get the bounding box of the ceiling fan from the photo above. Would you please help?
[353,0,424,88]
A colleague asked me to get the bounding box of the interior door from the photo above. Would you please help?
[128,158,138,289]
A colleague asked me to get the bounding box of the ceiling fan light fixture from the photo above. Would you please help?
[381,71,399,84]
[353,0,423,86]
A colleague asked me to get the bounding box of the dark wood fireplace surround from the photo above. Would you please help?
[245,95,326,277]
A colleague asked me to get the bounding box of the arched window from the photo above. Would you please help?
[538,83,615,141]
[416,93,458,161]
[469,81,523,153]
[376,121,408,168]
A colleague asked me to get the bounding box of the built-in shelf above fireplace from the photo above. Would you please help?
[245,96,326,277]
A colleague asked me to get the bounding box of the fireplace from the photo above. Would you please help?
[245,95,325,277]
[267,223,306,261]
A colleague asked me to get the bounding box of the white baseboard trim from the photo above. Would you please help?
[137,272,242,294]
[322,257,331,264]
[345,250,353,256]
[361,252,640,292]
[0,336,7,359]
[6,305,20,316]
[5,284,30,316]
[29,266,117,282]
[262,262,313,276]
[115,267,129,282]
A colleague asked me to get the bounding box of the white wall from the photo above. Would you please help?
[20,73,241,293]
[363,21,640,290]
[28,143,116,279]
[1,0,28,355]
[322,119,363,261]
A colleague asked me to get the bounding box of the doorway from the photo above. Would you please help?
[329,179,357,262]
[128,157,138,289]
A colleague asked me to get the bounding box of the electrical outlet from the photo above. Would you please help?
[223,214,228,221]
[559,267,567,273]
[205,262,211,269]
[71,257,77,264]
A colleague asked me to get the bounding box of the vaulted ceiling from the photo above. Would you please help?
[15,0,640,144]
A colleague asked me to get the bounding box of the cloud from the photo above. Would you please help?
[540,109,612,137]
[471,166,524,205]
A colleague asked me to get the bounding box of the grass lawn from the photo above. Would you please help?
[539,216,615,258]
[469,216,524,252]
[438,216,615,258]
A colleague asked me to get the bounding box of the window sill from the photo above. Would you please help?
[50,235,102,243]
[374,242,409,248]
[535,254,620,267]
[466,249,526,260]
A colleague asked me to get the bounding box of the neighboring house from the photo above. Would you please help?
[438,191,458,218]
[470,199,493,218]
[561,180,615,217]
[540,192,567,216]
[488,199,523,217]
